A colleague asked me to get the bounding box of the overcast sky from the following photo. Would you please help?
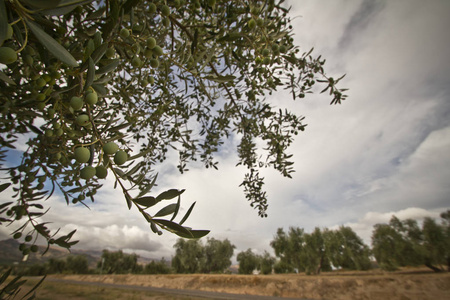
[1,0,450,262]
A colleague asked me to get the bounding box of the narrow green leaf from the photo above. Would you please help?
[20,0,61,9]
[84,57,95,90]
[133,196,157,207]
[25,20,78,67]
[0,183,11,193]
[152,219,192,238]
[179,201,196,226]
[125,193,132,210]
[170,195,181,222]
[203,75,236,83]
[97,59,120,75]
[154,203,177,217]
[177,229,210,239]
[0,0,8,46]
[0,202,12,210]
[40,0,93,16]
[22,275,46,299]
[156,189,185,202]
[0,71,16,85]
[149,220,159,234]
[0,268,12,285]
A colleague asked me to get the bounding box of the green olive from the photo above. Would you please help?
[120,28,130,39]
[114,150,128,165]
[95,166,108,179]
[0,47,17,65]
[150,58,159,68]
[80,166,96,180]
[74,147,90,163]
[146,37,156,49]
[161,5,170,17]
[103,141,119,155]
[76,114,90,126]
[70,96,84,110]
[85,91,98,106]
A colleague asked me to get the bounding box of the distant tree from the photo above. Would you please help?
[201,238,235,273]
[65,255,89,274]
[302,227,332,275]
[172,239,203,273]
[325,226,371,271]
[258,251,276,275]
[143,258,171,274]
[270,227,307,272]
[237,248,259,274]
[422,217,447,272]
[371,212,449,272]
[46,257,66,274]
[98,249,139,274]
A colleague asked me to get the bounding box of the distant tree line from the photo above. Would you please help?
[235,210,449,275]
[3,211,448,277]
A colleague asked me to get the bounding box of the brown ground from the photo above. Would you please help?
[49,268,450,300]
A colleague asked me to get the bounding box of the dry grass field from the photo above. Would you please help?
[14,268,450,300]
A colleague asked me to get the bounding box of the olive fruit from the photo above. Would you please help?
[248,18,256,29]
[74,147,90,163]
[149,3,157,13]
[76,114,90,126]
[95,166,108,179]
[161,5,170,17]
[120,28,130,39]
[80,166,96,180]
[13,232,22,239]
[85,91,98,106]
[131,56,141,67]
[25,235,33,242]
[0,47,17,64]
[262,48,270,57]
[105,47,115,58]
[103,141,119,155]
[114,150,128,165]
[36,77,46,88]
[146,37,156,49]
[70,96,84,110]
[5,24,13,40]
[30,245,39,253]
[153,45,163,56]
[150,58,159,68]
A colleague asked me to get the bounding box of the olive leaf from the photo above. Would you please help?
[25,20,78,67]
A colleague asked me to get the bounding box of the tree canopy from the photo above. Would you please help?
[0,0,347,255]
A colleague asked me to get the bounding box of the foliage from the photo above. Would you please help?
[371,212,450,272]
[65,255,89,274]
[0,268,45,300]
[172,237,235,274]
[97,249,140,274]
[271,226,371,274]
[258,251,275,274]
[201,238,235,273]
[171,238,204,274]
[143,258,171,274]
[324,226,371,271]
[236,248,259,274]
[0,0,347,257]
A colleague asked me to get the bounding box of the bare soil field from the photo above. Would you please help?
[49,268,450,300]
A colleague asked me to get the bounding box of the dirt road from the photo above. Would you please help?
[47,277,308,299]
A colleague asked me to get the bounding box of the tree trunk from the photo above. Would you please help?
[316,255,324,275]
[425,262,443,272]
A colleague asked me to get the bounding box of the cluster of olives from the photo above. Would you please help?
[74,141,128,181]
[12,232,39,255]
[0,24,17,65]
